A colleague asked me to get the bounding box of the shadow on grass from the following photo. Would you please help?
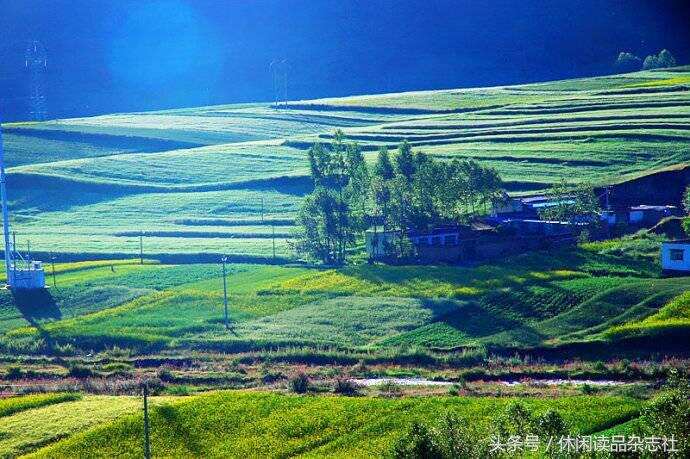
[12,288,61,323]
[11,288,61,351]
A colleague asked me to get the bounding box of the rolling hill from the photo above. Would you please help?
[3,67,690,259]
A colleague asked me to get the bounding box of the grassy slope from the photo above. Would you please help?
[604,290,690,338]
[0,395,171,458]
[29,392,641,458]
[3,68,689,257]
[0,393,79,418]
[2,236,685,354]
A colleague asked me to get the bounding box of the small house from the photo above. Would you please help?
[492,195,575,219]
[629,205,678,226]
[501,218,584,237]
[661,239,690,275]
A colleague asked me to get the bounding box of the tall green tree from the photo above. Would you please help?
[538,180,600,223]
[372,147,394,229]
[344,142,370,232]
[657,49,677,68]
[293,130,357,264]
[614,52,642,73]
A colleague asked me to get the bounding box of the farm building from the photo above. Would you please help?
[492,195,576,219]
[628,205,678,226]
[661,239,690,275]
[600,205,679,228]
[366,219,583,264]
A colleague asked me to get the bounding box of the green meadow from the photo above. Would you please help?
[0,233,685,357]
[4,67,690,258]
[13,391,640,458]
[1,69,690,457]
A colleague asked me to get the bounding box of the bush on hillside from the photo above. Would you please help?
[644,49,678,70]
[614,52,642,72]
[333,378,359,396]
[391,413,488,459]
[637,369,690,457]
[289,372,310,393]
[67,364,95,378]
[392,403,570,458]
[5,366,23,380]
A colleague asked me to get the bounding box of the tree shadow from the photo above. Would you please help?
[12,288,62,324]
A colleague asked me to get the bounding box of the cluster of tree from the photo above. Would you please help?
[392,402,568,458]
[393,371,690,458]
[292,131,505,264]
[538,180,600,223]
[614,49,677,72]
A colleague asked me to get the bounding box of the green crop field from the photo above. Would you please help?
[3,68,689,258]
[0,233,685,357]
[2,68,690,458]
[17,391,640,458]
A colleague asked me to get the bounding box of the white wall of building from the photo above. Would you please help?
[661,242,690,272]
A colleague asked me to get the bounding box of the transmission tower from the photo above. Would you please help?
[25,40,47,121]
[269,59,289,109]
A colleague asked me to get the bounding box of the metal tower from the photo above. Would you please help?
[0,115,45,289]
[25,40,47,121]
[269,59,289,109]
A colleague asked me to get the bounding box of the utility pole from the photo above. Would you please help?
[11,232,16,281]
[221,256,229,330]
[139,231,144,265]
[143,382,151,459]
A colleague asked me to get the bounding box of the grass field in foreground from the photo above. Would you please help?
[3,68,689,257]
[0,394,172,458]
[27,392,641,458]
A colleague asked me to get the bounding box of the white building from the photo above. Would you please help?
[661,239,690,275]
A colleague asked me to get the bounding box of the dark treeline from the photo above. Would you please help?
[292,130,504,264]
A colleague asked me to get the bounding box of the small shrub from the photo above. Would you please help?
[333,378,359,396]
[391,422,436,458]
[532,409,568,438]
[289,373,310,394]
[261,370,285,384]
[5,366,24,380]
[102,362,133,374]
[67,364,94,378]
[143,378,165,395]
[496,401,533,437]
[496,402,569,441]
[592,361,607,373]
[157,367,175,382]
[164,384,194,396]
[637,370,690,457]
[447,385,459,396]
[104,346,132,358]
[580,383,599,395]
[614,383,650,399]
[54,343,76,355]
[378,380,403,398]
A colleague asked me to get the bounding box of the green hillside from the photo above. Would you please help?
[4,68,690,258]
[2,234,685,358]
[25,392,640,458]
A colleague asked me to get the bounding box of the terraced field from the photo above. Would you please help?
[3,67,689,258]
[1,234,685,356]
